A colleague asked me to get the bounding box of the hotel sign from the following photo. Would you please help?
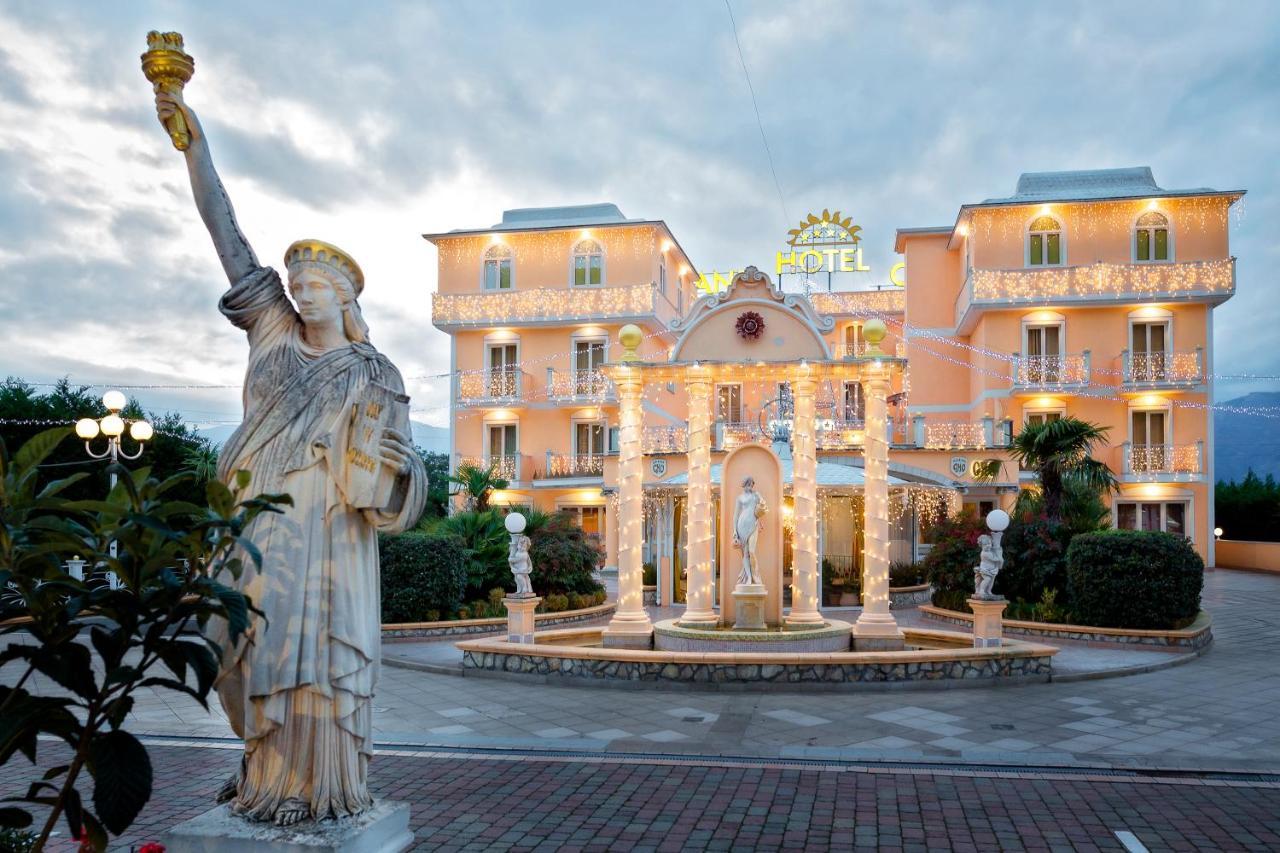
[697,208,905,294]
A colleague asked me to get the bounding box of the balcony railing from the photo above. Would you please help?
[546,368,615,403]
[817,419,867,450]
[1121,349,1203,386]
[433,282,679,329]
[1121,442,1203,480]
[454,453,527,483]
[956,258,1236,327]
[643,426,687,454]
[809,289,906,317]
[833,340,908,359]
[544,453,606,478]
[457,368,528,405]
[923,422,986,450]
[1012,352,1091,390]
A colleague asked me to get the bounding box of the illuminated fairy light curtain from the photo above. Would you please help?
[679,369,717,626]
[604,366,652,635]
[787,374,822,624]
[854,370,901,639]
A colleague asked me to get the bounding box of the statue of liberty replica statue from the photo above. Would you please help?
[144,32,427,836]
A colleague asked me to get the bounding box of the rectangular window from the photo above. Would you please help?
[1131,322,1169,381]
[1153,229,1169,261]
[608,426,620,453]
[1115,501,1189,537]
[574,255,603,286]
[574,421,604,456]
[843,323,865,356]
[1046,233,1061,265]
[1135,229,1151,262]
[658,262,667,295]
[1025,411,1063,428]
[843,382,865,422]
[487,344,518,397]
[717,384,743,424]
[1029,234,1044,266]
[484,259,512,290]
[487,423,517,457]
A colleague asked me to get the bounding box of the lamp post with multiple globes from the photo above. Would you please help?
[73,390,153,588]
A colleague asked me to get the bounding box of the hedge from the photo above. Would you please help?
[1065,530,1203,629]
[379,532,467,622]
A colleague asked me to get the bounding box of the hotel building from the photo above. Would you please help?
[428,167,1240,605]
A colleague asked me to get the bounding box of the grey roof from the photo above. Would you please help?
[980,166,1228,205]
[424,203,650,238]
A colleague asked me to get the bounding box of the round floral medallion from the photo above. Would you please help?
[735,310,765,340]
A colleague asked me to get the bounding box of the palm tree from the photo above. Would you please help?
[1008,417,1117,525]
[448,461,509,512]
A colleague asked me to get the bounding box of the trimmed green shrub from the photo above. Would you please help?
[889,560,925,587]
[642,561,657,586]
[923,511,985,607]
[1065,530,1204,629]
[379,532,467,622]
[996,517,1071,603]
[439,510,511,595]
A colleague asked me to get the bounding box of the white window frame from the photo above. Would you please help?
[1132,209,1175,264]
[571,417,607,457]
[1022,402,1066,427]
[481,243,514,291]
[483,419,519,458]
[658,259,667,296]
[570,238,606,287]
[1025,213,1065,268]
[1113,499,1193,541]
[1128,310,1173,382]
[842,381,865,422]
[843,322,865,357]
[1127,400,1172,447]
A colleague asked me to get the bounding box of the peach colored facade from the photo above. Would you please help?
[429,169,1242,603]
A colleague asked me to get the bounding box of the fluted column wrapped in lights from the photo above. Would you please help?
[678,365,717,627]
[602,325,654,648]
[853,350,905,650]
[786,370,823,625]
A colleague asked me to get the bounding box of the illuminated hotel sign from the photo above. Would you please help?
[697,208,904,294]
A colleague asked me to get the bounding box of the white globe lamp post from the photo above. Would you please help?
[78,390,153,588]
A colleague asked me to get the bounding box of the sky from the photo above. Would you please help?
[0,1,1276,430]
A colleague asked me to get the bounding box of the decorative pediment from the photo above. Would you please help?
[668,266,835,362]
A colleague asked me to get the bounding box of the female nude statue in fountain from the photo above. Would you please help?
[154,90,428,827]
[732,476,768,587]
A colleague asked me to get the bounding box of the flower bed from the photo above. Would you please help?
[382,601,615,639]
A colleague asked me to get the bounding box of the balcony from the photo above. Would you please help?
[833,340,908,359]
[1011,352,1091,392]
[816,419,866,450]
[432,283,679,330]
[453,453,528,483]
[1120,349,1204,389]
[546,368,616,404]
[543,452,606,479]
[1120,442,1204,482]
[955,258,1235,331]
[457,368,529,406]
[643,426,687,454]
[810,289,906,317]
[922,422,986,450]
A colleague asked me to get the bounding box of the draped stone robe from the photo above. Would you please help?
[211,266,427,821]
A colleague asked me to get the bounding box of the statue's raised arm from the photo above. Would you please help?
[153,88,259,285]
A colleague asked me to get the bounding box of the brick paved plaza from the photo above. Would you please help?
[6,569,1280,850]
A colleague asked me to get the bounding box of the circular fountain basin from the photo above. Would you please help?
[653,618,854,653]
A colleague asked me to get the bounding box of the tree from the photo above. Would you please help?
[1216,470,1280,542]
[448,461,508,513]
[0,428,288,850]
[0,378,217,506]
[1008,417,1117,525]
[417,449,450,521]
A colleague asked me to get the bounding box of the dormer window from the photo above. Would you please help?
[572,239,604,287]
[1027,215,1063,267]
[1134,211,1172,263]
[483,244,513,290]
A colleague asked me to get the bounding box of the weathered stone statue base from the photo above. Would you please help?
[732,584,768,630]
[851,619,906,652]
[165,801,412,853]
[601,621,655,649]
[503,595,540,644]
[968,596,1008,648]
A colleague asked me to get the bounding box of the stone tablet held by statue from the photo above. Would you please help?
[344,383,411,510]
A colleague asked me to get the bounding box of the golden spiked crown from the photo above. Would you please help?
[284,239,365,295]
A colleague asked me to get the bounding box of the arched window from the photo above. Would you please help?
[483,244,513,290]
[1026,215,1063,267]
[572,239,604,287]
[1134,211,1172,262]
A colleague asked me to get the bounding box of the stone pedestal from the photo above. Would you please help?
[601,622,655,649]
[503,595,540,644]
[968,597,1008,648]
[165,800,412,853]
[732,584,768,630]
[851,631,906,652]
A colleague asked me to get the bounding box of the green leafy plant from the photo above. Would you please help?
[1007,417,1117,525]
[448,462,508,513]
[378,532,467,622]
[0,428,288,851]
[888,560,925,587]
[1066,529,1204,629]
[922,510,985,609]
[438,510,510,596]
[526,511,605,596]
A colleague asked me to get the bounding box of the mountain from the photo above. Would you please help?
[1215,392,1280,484]
[196,420,449,455]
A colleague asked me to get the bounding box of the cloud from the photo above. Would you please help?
[0,0,1277,433]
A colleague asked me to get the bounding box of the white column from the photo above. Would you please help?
[602,367,654,646]
[679,366,718,627]
[787,373,823,625]
[854,368,904,649]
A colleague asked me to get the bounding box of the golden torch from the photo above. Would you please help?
[141,31,195,151]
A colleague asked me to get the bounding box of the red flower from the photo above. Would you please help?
[138,844,166,853]
[735,310,765,340]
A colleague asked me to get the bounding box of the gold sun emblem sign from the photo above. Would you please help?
[786,209,863,247]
